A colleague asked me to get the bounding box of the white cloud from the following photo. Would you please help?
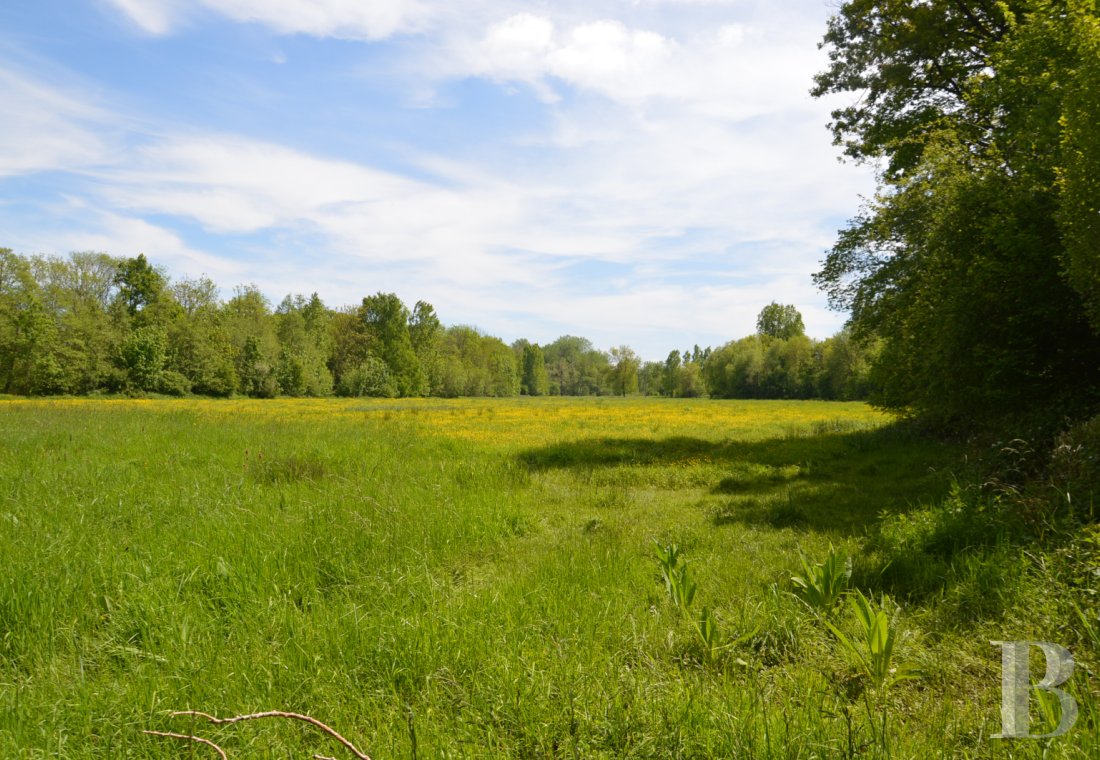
[10,1,872,356]
[209,0,430,40]
[35,205,244,281]
[454,11,828,122]
[107,0,181,35]
[107,0,431,39]
[0,69,114,177]
[546,20,675,101]
[475,14,556,83]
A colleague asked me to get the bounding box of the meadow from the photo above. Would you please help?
[0,397,1095,758]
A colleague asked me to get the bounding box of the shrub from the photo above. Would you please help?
[157,370,191,397]
[336,355,397,398]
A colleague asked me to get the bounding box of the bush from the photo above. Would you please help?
[157,370,191,397]
[336,355,396,398]
[190,363,237,398]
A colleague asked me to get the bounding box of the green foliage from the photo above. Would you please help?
[30,352,68,395]
[520,343,549,396]
[636,359,664,396]
[113,253,166,319]
[654,541,697,613]
[606,345,640,396]
[237,335,277,398]
[812,0,1015,178]
[0,249,55,394]
[822,135,1100,425]
[703,331,874,401]
[654,540,682,597]
[326,308,368,390]
[790,546,851,614]
[820,330,877,401]
[171,275,219,317]
[0,248,870,403]
[543,335,609,395]
[826,591,920,691]
[119,326,166,392]
[156,370,191,397]
[654,543,725,661]
[224,285,280,396]
[657,350,705,398]
[668,562,696,612]
[703,335,765,398]
[359,292,425,397]
[273,295,333,397]
[675,360,704,398]
[756,302,805,340]
[813,0,1100,429]
[662,350,681,396]
[335,354,397,398]
[30,252,121,393]
[1058,6,1100,332]
[1052,413,1100,507]
[409,300,443,394]
[695,605,720,660]
[275,348,308,396]
[435,326,518,397]
[760,334,815,398]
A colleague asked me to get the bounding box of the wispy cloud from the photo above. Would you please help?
[0,69,115,177]
[107,0,434,39]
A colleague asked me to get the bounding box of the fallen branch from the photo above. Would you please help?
[167,710,371,760]
[142,730,228,759]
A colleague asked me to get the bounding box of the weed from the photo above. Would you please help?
[696,605,720,659]
[669,564,697,613]
[826,590,920,692]
[791,545,851,614]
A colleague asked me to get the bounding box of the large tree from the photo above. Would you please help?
[113,253,167,321]
[521,343,549,396]
[0,249,55,394]
[224,285,279,397]
[359,293,425,397]
[607,345,640,396]
[30,252,122,393]
[1058,6,1100,331]
[813,0,1100,426]
[543,335,609,395]
[409,300,443,395]
[756,302,805,340]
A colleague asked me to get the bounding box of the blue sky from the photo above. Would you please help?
[0,0,874,360]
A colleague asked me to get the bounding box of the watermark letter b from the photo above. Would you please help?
[991,641,1077,738]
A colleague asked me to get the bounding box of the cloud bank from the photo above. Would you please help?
[0,1,872,358]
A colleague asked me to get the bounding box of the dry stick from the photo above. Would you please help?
[142,730,228,760]
[169,710,372,760]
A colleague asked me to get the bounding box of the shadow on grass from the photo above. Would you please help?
[517,424,960,534]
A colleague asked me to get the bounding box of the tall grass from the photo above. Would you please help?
[0,397,1094,757]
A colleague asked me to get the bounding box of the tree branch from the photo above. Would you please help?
[950,0,998,41]
[142,730,228,760]
[169,710,372,760]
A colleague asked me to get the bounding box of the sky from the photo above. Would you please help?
[0,0,875,360]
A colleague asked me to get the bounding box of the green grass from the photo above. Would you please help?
[0,398,1096,757]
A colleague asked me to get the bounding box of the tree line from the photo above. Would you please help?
[0,249,874,400]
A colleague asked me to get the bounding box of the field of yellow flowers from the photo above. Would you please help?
[5,395,885,444]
